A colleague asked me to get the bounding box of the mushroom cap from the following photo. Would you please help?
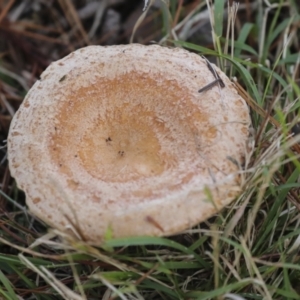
[8,44,250,243]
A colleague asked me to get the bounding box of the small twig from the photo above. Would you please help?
[202,56,225,87]
[198,78,224,93]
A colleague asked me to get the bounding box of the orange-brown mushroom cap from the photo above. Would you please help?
[8,44,250,244]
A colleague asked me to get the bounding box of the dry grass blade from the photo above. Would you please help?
[234,81,300,153]
[1,26,68,45]
[19,254,84,300]
[90,273,128,300]
[88,0,108,38]
[0,0,15,24]
[57,0,90,46]
[130,0,155,43]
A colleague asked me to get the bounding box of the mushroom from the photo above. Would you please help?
[8,44,250,244]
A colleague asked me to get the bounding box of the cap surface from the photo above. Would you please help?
[8,44,250,243]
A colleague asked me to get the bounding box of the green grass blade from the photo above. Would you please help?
[253,168,300,254]
[233,40,258,56]
[234,23,255,57]
[0,270,19,300]
[214,0,225,37]
[186,279,253,299]
[103,236,210,268]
